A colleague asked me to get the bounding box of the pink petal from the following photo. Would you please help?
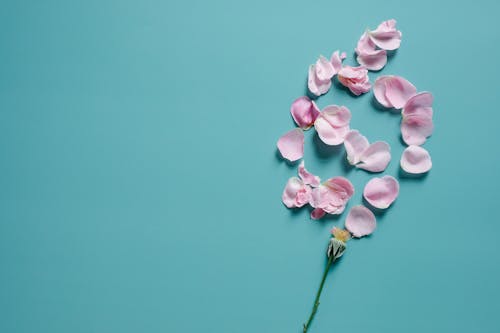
[363,175,399,209]
[308,65,331,96]
[282,177,311,208]
[345,205,376,238]
[368,19,402,51]
[310,177,354,215]
[277,128,304,162]
[315,55,335,81]
[325,177,355,198]
[314,105,351,145]
[358,141,391,172]
[400,145,432,174]
[330,50,345,74]
[344,130,369,165]
[355,33,387,71]
[298,161,320,187]
[374,76,417,109]
[311,208,326,220]
[401,92,434,145]
[337,66,371,96]
[290,96,320,129]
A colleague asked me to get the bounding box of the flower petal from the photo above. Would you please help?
[355,33,387,71]
[337,66,371,96]
[314,105,351,145]
[308,65,331,96]
[374,76,417,109]
[400,145,432,174]
[315,55,335,81]
[282,177,310,208]
[368,19,402,51]
[357,141,391,172]
[311,208,326,220]
[298,161,320,187]
[310,177,354,215]
[345,205,376,238]
[330,50,345,74]
[363,175,399,209]
[290,96,320,129]
[277,128,304,162]
[401,92,434,145]
[344,130,369,165]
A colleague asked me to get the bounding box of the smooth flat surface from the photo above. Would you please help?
[1,1,499,332]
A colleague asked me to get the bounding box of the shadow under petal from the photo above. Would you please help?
[398,167,430,180]
[312,133,343,159]
[274,148,300,169]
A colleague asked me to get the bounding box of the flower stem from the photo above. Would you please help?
[302,256,335,333]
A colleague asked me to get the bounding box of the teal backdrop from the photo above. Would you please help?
[1,1,499,332]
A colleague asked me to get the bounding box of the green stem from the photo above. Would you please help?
[303,256,335,333]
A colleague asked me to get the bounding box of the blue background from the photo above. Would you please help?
[1,1,499,332]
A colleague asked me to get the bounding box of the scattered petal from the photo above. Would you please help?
[282,177,312,208]
[310,177,354,215]
[315,55,335,81]
[290,96,320,129]
[330,50,345,74]
[363,175,399,209]
[374,75,417,109]
[368,19,402,51]
[401,92,434,145]
[355,33,387,71]
[358,141,391,172]
[311,208,326,220]
[344,130,369,165]
[345,205,376,238]
[308,65,331,96]
[314,105,351,145]
[400,145,432,174]
[298,161,320,187]
[338,66,371,96]
[277,128,304,162]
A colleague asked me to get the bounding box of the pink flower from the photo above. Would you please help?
[363,176,399,209]
[308,51,346,96]
[290,96,320,129]
[337,66,371,96]
[400,145,432,174]
[345,205,376,238]
[401,92,434,145]
[367,19,402,51]
[282,161,319,208]
[344,130,391,172]
[310,177,354,219]
[355,33,387,71]
[314,105,351,145]
[277,128,304,162]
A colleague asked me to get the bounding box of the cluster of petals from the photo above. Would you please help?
[374,75,434,174]
[355,19,402,71]
[308,51,346,96]
[281,162,354,220]
[277,99,352,162]
[337,66,371,96]
[344,130,391,172]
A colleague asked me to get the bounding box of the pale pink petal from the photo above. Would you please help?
[357,141,391,172]
[282,177,309,208]
[355,33,387,71]
[325,177,355,198]
[298,161,320,187]
[290,96,320,129]
[308,65,331,96]
[400,145,432,174]
[310,177,354,215]
[311,208,326,220]
[277,128,304,162]
[374,76,417,109]
[363,175,399,209]
[337,66,371,96]
[330,50,345,74]
[368,19,402,51]
[345,205,376,238]
[401,92,434,145]
[315,55,335,81]
[344,130,369,165]
[314,105,351,145]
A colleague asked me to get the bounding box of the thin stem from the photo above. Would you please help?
[303,256,335,333]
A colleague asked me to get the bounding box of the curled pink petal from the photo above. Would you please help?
[311,208,326,220]
[363,175,399,209]
[368,19,402,51]
[400,145,432,174]
[310,177,354,215]
[298,161,320,187]
[290,96,320,129]
[308,65,331,96]
[337,66,371,96]
[277,128,304,162]
[358,141,391,172]
[345,205,376,238]
[355,33,387,71]
[314,105,351,145]
[344,130,369,165]
[282,177,312,208]
[315,55,335,81]
[330,50,345,75]
[401,92,434,145]
[374,76,417,109]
